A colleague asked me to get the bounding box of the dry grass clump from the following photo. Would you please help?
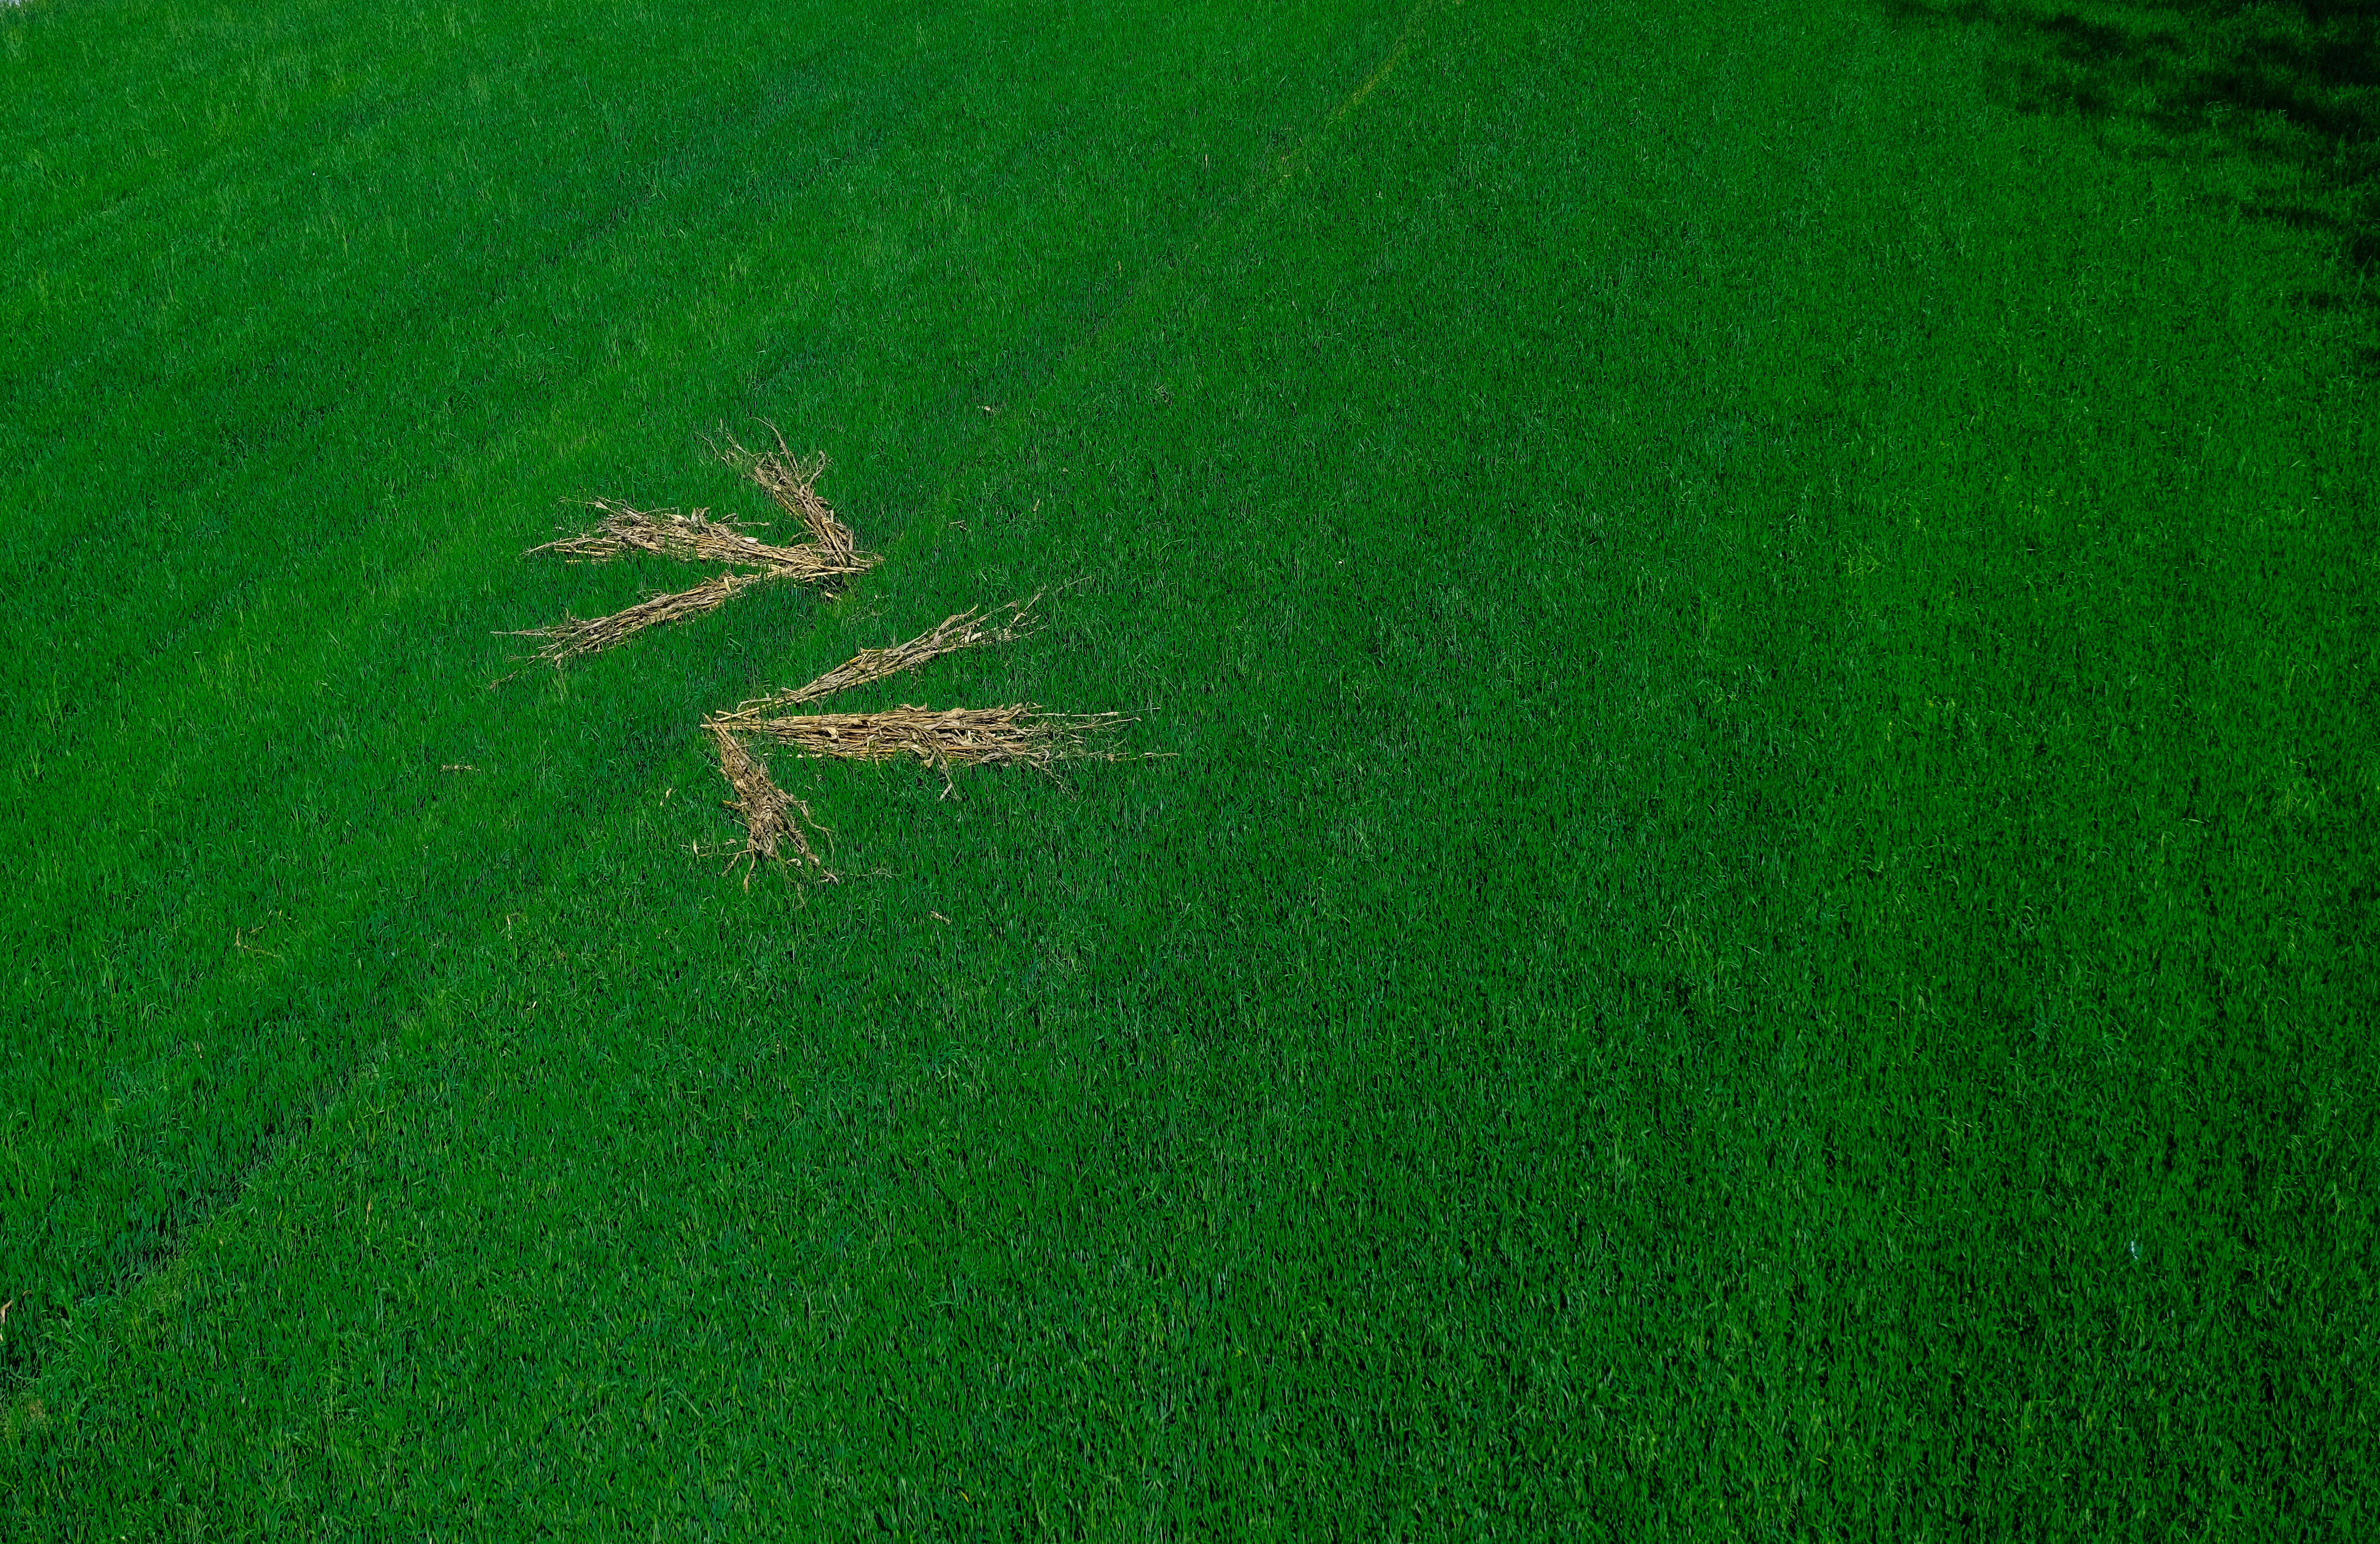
[527,499,836,574]
[702,593,1116,873]
[708,422,868,568]
[711,726,832,884]
[723,705,1134,777]
[503,569,774,667]
[708,595,1042,724]
[504,425,880,668]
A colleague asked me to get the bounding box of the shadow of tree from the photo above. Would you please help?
[1880,0,2379,375]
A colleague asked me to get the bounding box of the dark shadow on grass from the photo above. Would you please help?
[1879,0,2380,376]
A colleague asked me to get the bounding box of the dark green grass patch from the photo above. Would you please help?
[4,0,2376,1534]
[1882,0,2380,372]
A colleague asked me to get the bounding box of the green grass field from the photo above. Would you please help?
[4,0,2374,1534]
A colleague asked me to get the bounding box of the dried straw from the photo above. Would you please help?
[523,490,876,588]
[723,705,1133,777]
[708,595,1042,724]
[710,422,869,568]
[503,569,773,666]
[507,436,885,666]
[527,499,838,573]
[711,726,832,883]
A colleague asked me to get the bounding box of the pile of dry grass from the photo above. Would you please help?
[707,595,1042,724]
[708,422,866,567]
[503,569,775,667]
[706,595,1109,864]
[506,427,880,667]
[701,584,1150,866]
[728,705,1133,775]
[528,499,850,575]
[710,725,832,884]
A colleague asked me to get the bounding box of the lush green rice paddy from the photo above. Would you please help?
[4,0,2374,1534]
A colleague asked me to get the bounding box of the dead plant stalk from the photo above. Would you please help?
[708,595,1042,724]
[506,427,880,667]
[708,422,866,566]
[717,705,1133,779]
[528,499,869,579]
[711,726,832,883]
[503,569,779,666]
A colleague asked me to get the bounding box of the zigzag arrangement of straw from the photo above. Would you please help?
[494,425,1154,881]
[702,594,1137,872]
[706,700,1136,868]
[504,426,877,667]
